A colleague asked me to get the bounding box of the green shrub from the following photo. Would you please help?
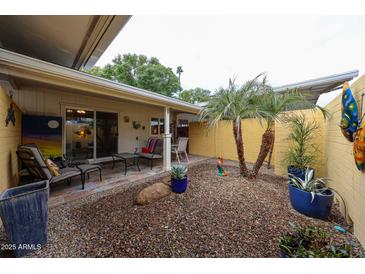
[278,223,353,258]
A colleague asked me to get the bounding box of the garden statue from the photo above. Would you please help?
[217,157,228,176]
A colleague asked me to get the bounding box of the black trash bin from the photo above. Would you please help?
[0,180,49,257]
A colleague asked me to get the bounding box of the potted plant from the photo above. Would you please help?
[288,168,334,219]
[283,114,319,180]
[170,165,188,193]
[278,223,354,258]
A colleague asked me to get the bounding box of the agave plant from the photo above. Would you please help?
[171,165,188,180]
[288,168,329,202]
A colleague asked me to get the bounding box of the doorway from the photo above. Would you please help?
[96,111,118,158]
[65,108,118,160]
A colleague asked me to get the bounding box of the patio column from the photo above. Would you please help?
[163,106,171,171]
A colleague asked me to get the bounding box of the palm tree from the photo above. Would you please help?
[200,74,264,177]
[250,86,328,178]
[176,66,183,83]
[201,73,326,179]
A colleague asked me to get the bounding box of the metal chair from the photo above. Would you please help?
[172,137,189,163]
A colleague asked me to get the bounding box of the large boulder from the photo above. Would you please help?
[136,182,171,205]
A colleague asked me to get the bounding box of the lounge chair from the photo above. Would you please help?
[140,137,163,169]
[172,137,189,163]
[62,154,102,183]
[17,144,100,189]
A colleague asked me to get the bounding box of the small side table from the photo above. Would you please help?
[112,153,141,175]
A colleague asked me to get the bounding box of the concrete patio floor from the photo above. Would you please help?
[49,154,209,208]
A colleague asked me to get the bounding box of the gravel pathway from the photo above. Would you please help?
[0,163,363,257]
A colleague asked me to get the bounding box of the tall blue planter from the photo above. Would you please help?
[0,180,49,257]
[288,183,334,220]
[171,177,188,193]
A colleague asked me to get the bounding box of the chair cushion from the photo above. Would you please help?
[140,153,162,159]
[45,159,60,176]
[50,167,81,183]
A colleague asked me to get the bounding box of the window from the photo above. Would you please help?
[178,119,189,128]
[150,117,165,135]
[159,118,165,134]
[150,118,159,135]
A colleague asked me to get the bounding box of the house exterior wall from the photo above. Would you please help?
[0,82,22,193]
[12,85,164,155]
[189,119,272,164]
[324,74,365,247]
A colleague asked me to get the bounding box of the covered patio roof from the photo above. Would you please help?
[0,15,130,70]
[273,70,359,103]
[0,48,202,114]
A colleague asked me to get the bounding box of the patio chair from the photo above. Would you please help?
[140,137,163,169]
[172,137,189,163]
[62,154,102,183]
[17,144,97,189]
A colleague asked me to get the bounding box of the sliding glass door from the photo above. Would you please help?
[65,108,118,160]
[96,111,118,158]
[65,108,94,160]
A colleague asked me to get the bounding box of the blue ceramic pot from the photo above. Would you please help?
[171,177,188,193]
[288,183,334,220]
[287,166,308,180]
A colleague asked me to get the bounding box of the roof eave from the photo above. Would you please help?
[0,48,202,114]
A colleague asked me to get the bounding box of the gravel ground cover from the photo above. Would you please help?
[0,162,363,257]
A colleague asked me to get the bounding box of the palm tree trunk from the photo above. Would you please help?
[250,127,275,178]
[267,130,275,169]
[232,120,249,176]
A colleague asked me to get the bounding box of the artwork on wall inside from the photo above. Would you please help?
[22,115,62,158]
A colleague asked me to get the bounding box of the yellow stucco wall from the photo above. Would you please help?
[189,119,272,164]
[324,74,365,247]
[274,109,326,177]
[0,84,22,193]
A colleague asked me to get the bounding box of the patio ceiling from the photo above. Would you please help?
[273,70,359,103]
[0,15,130,70]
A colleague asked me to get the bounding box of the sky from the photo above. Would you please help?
[96,15,365,94]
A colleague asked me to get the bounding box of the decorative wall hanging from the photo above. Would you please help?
[5,90,15,127]
[124,116,130,123]
[340,82,359,142]
[22,115,62,158]
[5,102,16,127]
[132,121,141,129]
[353,120,365,170]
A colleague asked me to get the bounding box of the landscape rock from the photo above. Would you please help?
[135,182,171,205]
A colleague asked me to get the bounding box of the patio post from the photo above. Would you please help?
[163,106,171,171]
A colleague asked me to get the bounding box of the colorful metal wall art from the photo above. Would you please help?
[339,82,365,171]
[340,82,359,142]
